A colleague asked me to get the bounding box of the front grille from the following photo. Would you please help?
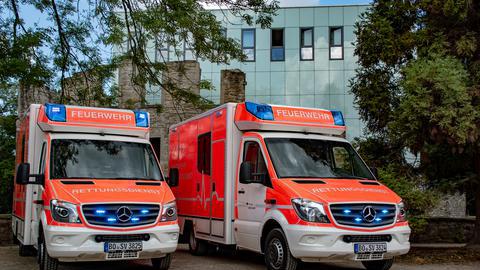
[330,203,396,228]
[94,234,150,243]
[343,235,392,243]
[82,204,160,227]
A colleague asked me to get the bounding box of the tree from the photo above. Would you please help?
[352,0,480,244]
[0,0,278,213]
[0,0,278,108]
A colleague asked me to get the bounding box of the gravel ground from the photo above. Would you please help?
[1,244,479,270]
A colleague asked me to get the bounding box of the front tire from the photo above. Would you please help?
[188,227,208,256]
[152,254,172,270]
[264,228,298,270]
[38,230,58,270]
[362,258,394,270]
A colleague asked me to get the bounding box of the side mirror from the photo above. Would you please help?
[168,168,179,187]
[15,163,44,185]
[239,162,253,184]
[240,162,267,184]
[370,167,379,179]
[16,163,30,185]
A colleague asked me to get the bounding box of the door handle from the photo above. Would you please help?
[238,190,245,194]
[212,183,216,192]
[197,183,200,192]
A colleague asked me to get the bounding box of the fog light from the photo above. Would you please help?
[170,233,179,241]
[53,236,65,244]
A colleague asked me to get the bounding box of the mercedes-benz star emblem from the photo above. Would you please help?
[116,206,133,222]
[362,206,376,223]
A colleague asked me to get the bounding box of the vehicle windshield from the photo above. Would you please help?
[264,138,374,179]
[51,139,162,180]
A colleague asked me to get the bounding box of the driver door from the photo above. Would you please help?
[235,139,269,252]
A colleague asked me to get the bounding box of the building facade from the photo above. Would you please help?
[145,4,369,139]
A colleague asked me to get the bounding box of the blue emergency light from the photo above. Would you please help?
[330,110,345,126]
[135,111,149,127]
[245,101,274,120]
[45,103,67,122]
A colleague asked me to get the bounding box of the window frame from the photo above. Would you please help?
[329,26,344,60]
[300,27,314,61]
[270,28,285,62]
[241,28,256,62]
[197,132,211,175]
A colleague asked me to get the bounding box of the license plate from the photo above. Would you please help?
[354,243,387,254]
[104,241,143,252]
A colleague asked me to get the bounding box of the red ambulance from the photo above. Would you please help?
[13,104,178,270]
[168,102,410,270]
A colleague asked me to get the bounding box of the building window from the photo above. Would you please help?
[329,27,343,60]
[145,83,161,105]
[300,28,314,61]
[242,29,255,62]
[184,32,196,61]
[155,34,169,62]
[271,29,284,61]
[197,132,211,175]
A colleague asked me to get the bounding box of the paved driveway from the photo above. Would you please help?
[1,245,479,270]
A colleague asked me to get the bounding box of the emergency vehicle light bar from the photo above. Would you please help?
[134,111,149,127]
[45,103,67,122]
[245,101,274,120]
[331,110,345,126]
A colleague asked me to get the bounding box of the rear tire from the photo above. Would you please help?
[362,258,394,270]
[38,230,58,270]
[152,254,172,270]
[188,227,208,256]
[264,228,298,270]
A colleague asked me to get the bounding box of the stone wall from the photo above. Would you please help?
[17,83,53,117]
[411,217,475,243]
[0,215,12,246]
[63,71,103,107]
[429,192,467,218]
[220,69,246,104]
[116,59,247,170]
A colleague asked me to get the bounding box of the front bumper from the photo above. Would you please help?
[284,224,410,262]
[44,224,179,262]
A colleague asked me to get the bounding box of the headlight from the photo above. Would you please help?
[160,201,177,222]
[291,198,330,223]
[50,200,81,223]
[397,201,407,222]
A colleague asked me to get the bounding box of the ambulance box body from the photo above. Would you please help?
[13,104,178,270]
[168,102,410,270]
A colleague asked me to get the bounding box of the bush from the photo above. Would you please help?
[378,165,438,233]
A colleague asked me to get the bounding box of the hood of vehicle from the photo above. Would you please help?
[278,178,401,204]
[50,180,169,205]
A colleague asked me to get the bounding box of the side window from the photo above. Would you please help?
[243,141,268,182]
[197,133,211,175]
[39,142,47,174]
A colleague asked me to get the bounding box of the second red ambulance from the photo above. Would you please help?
[168,102,410,270]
